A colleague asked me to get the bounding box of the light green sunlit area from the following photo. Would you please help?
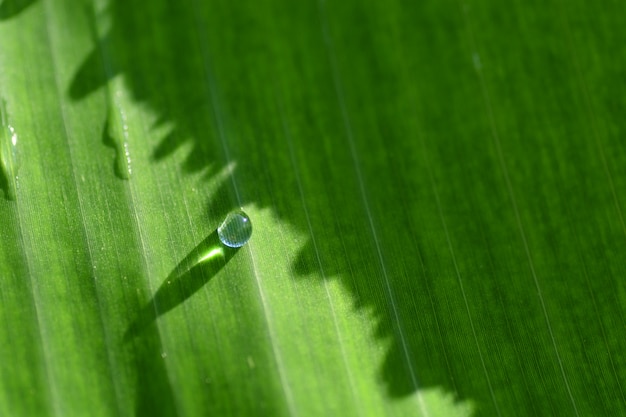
[0,0,625,416]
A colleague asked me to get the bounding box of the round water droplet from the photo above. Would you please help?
[218,210,252,248]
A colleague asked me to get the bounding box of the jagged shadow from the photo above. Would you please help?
[125,230,237,341]
[70,0,219,176]
[67,0,459,409]
[65,0,626,416]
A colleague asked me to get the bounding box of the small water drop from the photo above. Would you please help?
[105,99,132,180]
[218,210,252,248]
[0,99,20,200]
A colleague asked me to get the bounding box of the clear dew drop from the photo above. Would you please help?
[113,114,132,180]
[218,210,252,248]
[0,99,20,200]
[105,95,132,180]
[115,139,131,180]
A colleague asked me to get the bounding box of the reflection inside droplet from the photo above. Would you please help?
[218,210,252,248]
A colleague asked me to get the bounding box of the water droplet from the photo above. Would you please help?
[218,210,252,248]
[105,97,132,180]
[0,99,20,200]
[111,115,132,180]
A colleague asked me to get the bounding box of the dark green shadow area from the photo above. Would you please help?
[125,229,237,341]
[128,323,178,417]
[70,0,226,178]
[0,165,10,200]
[0,0,36,20]
[68,0,626,415]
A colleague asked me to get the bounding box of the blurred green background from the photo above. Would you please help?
[0,0,625,416]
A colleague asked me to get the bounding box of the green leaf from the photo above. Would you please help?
[1,0,624,416]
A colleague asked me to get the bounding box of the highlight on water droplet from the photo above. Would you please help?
[218,209,252,248]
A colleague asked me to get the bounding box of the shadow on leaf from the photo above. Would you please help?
[125,230,237,341]
[66,0,626,416]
